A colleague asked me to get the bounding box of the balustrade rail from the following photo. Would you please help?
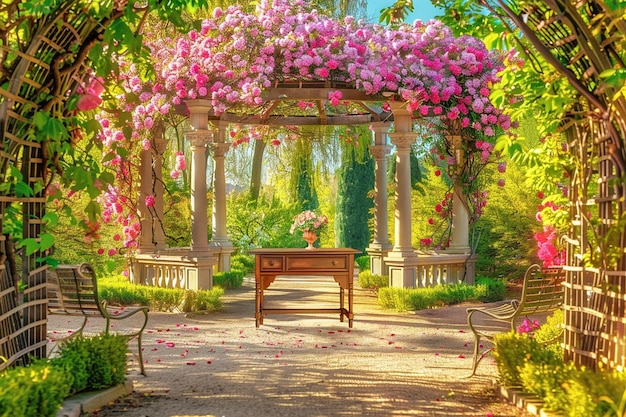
[414,252,477,287]
[131,248,217,290]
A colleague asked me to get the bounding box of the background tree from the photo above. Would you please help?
[335,126,374,253]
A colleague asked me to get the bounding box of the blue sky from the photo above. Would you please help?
[365,0,442,23]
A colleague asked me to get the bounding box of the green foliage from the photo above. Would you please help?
[472,158,540,278]
[231,254,254,274]
[0,359,72,417]
[335,127,375,253]
[519,360,576,412]
[493,331,547,387]
[354,255,370,271]
[213,270,244,289]
[226,191,302,252]
[474,277,507,303]
[180,288,224,313]
[493,317,626,417]
[377,280,505,311]
[0,333,130,417]
[290,139,319,211]
[357,270,388,289]
[97,275,223,312]
[57,334,127,390]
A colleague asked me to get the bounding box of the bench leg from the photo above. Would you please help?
[137,333,146,376]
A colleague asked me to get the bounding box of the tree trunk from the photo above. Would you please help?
[249,139,266,202]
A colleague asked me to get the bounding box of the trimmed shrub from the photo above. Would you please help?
[98,275,224,312]
[57,334,128,390]
[213,270,244,289]
[0,360,72,417]
[377,280,506,312]
[180,287,224,313]
[231,254,255,274]
[358,270,388,289]
[355,255,370,272]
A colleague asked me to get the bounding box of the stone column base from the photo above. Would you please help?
[384,250,420,288]
[366,243,393,276]
[210,240,236,272]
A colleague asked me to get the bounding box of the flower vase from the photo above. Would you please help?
[302,230,318,250]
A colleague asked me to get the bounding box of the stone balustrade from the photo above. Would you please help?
[130,248,217,290]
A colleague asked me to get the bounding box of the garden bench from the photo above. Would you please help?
[47,263,149,375]
[466,264,565,376]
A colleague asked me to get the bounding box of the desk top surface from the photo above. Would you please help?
[248,248,359,255]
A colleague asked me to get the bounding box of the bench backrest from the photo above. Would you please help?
[49,264,102,315]
[517,264,565,316]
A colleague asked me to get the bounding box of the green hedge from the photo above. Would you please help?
[98,275,224,312]
[494,312,626,416]
[376,277,506,311]
[213,270,245,289]
[0,334,127,417]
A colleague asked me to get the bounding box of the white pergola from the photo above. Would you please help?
[131,84,475,290]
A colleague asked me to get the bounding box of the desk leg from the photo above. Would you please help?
[339,285,345,323]
[348,278,353,328]
[255,278,262,328]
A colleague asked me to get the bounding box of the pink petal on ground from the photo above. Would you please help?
[458,330,465,333]
[166,342,175,348]
[458,354,465,358]
[151,348,158,351]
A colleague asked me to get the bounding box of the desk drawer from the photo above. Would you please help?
[260,256,283,270]
[287,256,348,271]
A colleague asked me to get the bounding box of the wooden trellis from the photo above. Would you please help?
[0,2,110,370]
[492,0,626,370]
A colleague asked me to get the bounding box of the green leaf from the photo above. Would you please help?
[15,182,34,197]
[32,111,49,129]
[85,201,101,222]
[18,238,39,256]
[42,212,59,228]
[39,233,55,252]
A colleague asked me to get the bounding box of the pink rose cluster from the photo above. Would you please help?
[290,210,329,235]
[142,0,512,139]
[534,225,565,268]
[96,0,517,250]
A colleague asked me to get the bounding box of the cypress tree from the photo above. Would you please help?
[335,126,374,253]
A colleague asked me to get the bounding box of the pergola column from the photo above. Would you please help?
[186,130,212,254]
[384,106,419,288]
[210,121,235,271]
[152,136,168,250]
[448,134,470,254]
[184,99,217,290]
[366,122,393,276]
[137,145,154,253]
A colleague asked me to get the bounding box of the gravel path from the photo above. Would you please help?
[51,276,532,417]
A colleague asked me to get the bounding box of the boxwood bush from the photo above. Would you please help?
[0,333,128,417]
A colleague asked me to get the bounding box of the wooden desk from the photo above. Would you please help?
[248,248,358,328]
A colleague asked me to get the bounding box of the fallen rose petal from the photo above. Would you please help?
[458,354,465,358]
[166,342,175,348]
[186,362,196,365]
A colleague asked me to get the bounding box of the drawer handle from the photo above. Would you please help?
[332,260,338,266]
[268,260,275,266]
